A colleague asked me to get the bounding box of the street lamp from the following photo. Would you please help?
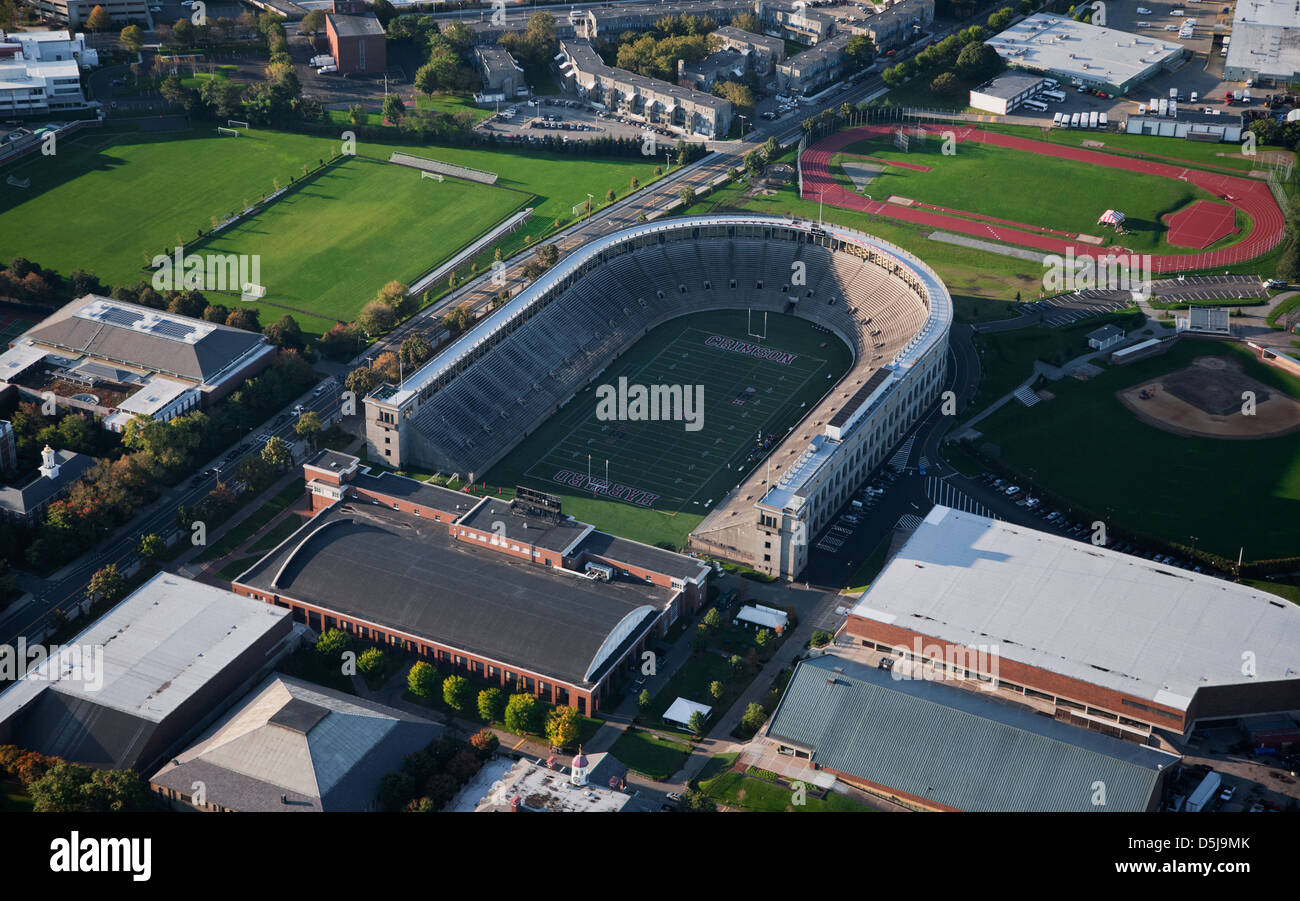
[737,114,748,139]
[586,192,594,220]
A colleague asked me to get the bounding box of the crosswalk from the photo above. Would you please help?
[894,514,925,531]
[888,436,916,471]
[925,476,996,518]
[1013,385,1041,407]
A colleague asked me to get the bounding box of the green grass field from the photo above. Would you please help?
[0,124,665,306]
[609,729,691,781]
[836,135,1214,253]
[193,156,528,332]
[975,340,1300,561]
[484,310,853,548]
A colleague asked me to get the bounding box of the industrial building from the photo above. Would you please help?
[149,675,441,812]
[1223,0,1300,85]
[0,574,293,773]
[557,40,733,138]
[846,506,1300,738]
[986,13,1186,95]
[968,72,1048,116]
[0,295,276,431]
[231,450,710,716]
[764,655,1180,812]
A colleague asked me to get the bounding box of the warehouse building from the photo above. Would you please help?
[0,295,276,430]
[232,451,710,716]
[846,506,1300,738]
[987,13,1186,95]
[764,655,1179,812]
[968,72,1047,116]
[0,574,293,773]
[1223,0,1300,85]
[149,675,441,812]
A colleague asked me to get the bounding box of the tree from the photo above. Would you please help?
[477,687,506,722]
[28,761,151,812]
[731,11,761,33]
[263,314,304,351]
[261,435,293,470]
[678,788,716,811]
[300,8,327,33]
[708,680,724,700]
[678,185,695,206]
[703,607,722,629]
[407,661,439,698]
[810,630,832,648]
[294,410,323,449]
[755,628,773,649]
[399,333,433,372]
[713,80,754,115]
[377,770,414,811]
[503,692,541,734]
[235,454,275,494]
[357,299,397,336]
[741,701,768,732]
[348,103,367,128]
[728,654,744,675]
[845,33,875,70]
[119,24,144,52]
[688,710,707,735]
[545,705,581,748]
[469,728,499,758]
[930,71,962,97]
[160,73,187,107]
[442,674,473,711]
[381,92,405,125]
[136,533,165,561]
[172,17,195,46]
[637,688,652,712]
[85,4,111,31]
[315,627,350,656]
[357,646,385,676]
[955,42,1003,82]
[692,624,710,652]
[87,564,126,604]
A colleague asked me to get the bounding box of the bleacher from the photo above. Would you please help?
[407,231,929,476]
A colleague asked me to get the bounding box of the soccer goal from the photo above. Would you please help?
[6,175,30,188]
[420,170,444,182]
[912,125,926,146]
[217,126,240,137]
[227,119,249,129]
[572,199,591,218]
[892,128,910,152]
[241,283,266,301]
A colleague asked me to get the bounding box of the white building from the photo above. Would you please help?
[968,72,1048,116]
[19,0,150,31]
[0,29,98,67]
[0,56,83,114]
[104,374,199,433]
[1223,0,1300,85]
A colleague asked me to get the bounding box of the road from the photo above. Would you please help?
[0,382,343,648]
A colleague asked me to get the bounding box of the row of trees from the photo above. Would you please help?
[407,660,584,747]
[0,746,153,812]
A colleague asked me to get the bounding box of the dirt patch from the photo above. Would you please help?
[1116,356,1300,439]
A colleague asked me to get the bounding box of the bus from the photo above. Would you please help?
[1023,99,1048,112]
[1070,112,1081,127]
[1088,111,1099,128]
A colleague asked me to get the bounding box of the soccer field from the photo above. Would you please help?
[975,341,1300,561]
[193,156,528,333]
[837,135,1214,253]
[486,310,854,548]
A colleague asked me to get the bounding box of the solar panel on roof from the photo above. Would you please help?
[100,307,145,328]
[148,319,197,340]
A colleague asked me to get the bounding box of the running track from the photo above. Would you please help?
[802,125,1286,274]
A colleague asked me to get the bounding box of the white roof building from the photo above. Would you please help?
[735,603,790,632]
[1223,0,1300,84]
[663,696,713,730]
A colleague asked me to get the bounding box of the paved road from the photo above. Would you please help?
[0,382,343,647]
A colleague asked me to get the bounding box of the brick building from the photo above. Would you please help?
[231,450,710,715]
[325,7,386,75]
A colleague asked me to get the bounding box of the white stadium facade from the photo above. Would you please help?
[363,215,952,581]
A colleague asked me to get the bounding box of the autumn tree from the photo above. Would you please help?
[544,705,581,749]
[87,564,126,604]
[85,5,111,31]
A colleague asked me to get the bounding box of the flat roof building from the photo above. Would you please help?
[846,505,1300,737]
[558,39,733,138]
[233,451,710,715]
[0,573,292,772]
[149,674,441,811]
[765,655,1179,811]
[476,44,525,100]
[18,0,149,30]
[1223,0,1300,85]
[987,13,1187,95]
[968,72,1048,116]
[0,295,275,428]
[325,11,386,75]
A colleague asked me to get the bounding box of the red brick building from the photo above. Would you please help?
[325,8,386,76]
[232,450,710,715]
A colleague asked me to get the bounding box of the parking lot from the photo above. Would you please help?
[479,98,656,144]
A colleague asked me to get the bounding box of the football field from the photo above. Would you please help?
[487,310,853,547]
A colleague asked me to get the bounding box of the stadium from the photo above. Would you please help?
[364,215,952,580]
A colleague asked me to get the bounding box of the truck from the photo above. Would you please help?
[1185,770,1222,812]
[1158,98,1169,116]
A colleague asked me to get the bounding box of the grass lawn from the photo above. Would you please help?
[415,92,493,123]
[836,136,1214,254]
[193,155,528,334]
[485,309,853,549]
[695,753,874,811]
[609,728,690,781]
[1268,294,1300,328]
[968,311,1147,415]
[0,775,33,812]
[1245,579,1300,605]
[975,340,1300,562]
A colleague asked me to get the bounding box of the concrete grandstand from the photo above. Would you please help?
[363,215,951,582]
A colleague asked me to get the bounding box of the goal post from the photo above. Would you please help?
[217,126,240,136]
[420,170,444,181]
[227,119,249,129]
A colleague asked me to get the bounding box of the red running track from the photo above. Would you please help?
[801,125,1286,273]
[1165,199,1238,249]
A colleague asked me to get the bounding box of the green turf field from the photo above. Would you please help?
[0,124,665,296]
[835,135,1214,253]
[192,155,528,333]
[485,310,853,548]
[975,340,1300,562]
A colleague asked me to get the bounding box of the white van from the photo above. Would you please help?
[1052,112,1063,127]
[1138,103,1147,114]
[1070,112,1081,127]
[1099,112,1108,128]
[1088,111,1099,128]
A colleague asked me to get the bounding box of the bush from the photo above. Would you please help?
[357,647,385,677]
[315,628,350,657]
[504,693,541,735]
[407,661,440,699]
[442,674,473,711]
[810,630,832,648]
[470,728,499,758]
[477,687,506,722]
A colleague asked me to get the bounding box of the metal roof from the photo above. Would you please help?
[766,655,1177,812]
[850,506,1300,710]
[988,13,1185,88]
